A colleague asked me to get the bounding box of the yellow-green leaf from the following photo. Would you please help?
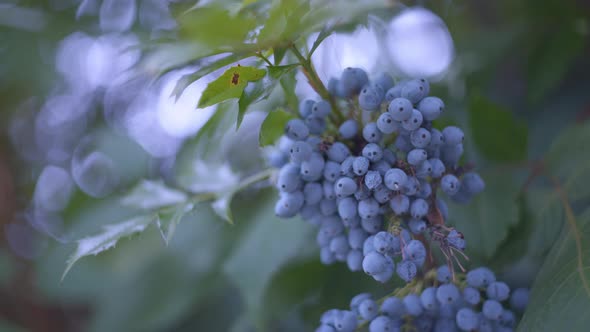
[198,66,266,108]
[259,109,295,147]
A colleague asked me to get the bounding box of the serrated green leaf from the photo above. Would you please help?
[120,179,188,210]
[211,191,236,224]
[273,46,288,65]
[237,76,279,129]
[468,94,528,162]
[178,6,257,49]
[446,170,520,259]
[171,53,254,101]
[198,65,266,108]
[259,109,295,147]
[62,215,156,281]
[517,209,590,332]
[156,202,194,245]
[308,26,332,58]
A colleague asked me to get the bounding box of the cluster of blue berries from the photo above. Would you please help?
[316,266,529,332]
[268,67,485,284]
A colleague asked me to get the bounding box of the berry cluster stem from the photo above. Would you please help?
[289,44,345,123]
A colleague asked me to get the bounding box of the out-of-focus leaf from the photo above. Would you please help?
[273,46,288,65]
[447,169,520,259]
[211,191,235,224]
[517,209,590,332]
[468,94,528,162]
[156,202,194,245]
[258,0,310,45]
[223,188,316,326]
[62,215,156,281]
[178,6,257,49]
[120,179,188,210]
[198,65,266,108]
[259,109,295,146]
[308,26,332,58]
[279,68,299,113]
[183,160,240,194]
[268,64,298,79]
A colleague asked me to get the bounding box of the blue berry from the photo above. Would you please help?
[338,197,358,221]
[311,100,331,118]
[397,260,417,282]
[362,143,383,162]
[461,172,485,195]
[373,231,395,254]
[359,84,384,111]
[408,218,427,234]
[442,126,464,145]
[353,156,370,176]
[303,182,323,205]
[402,294,423,316]
[463,287,481,306]
[401,109,424,131]
[323,161,341,182]
[440,143,464,168]
[277,164,302,192]
[340,156,355,176]
[385,82,404,102]
[377,112,399,134]
[410,128,432,148]
[509,288,529,313]
[437,265,451,283]
[369,315,394,332]
[417,96,444,121]
[335,177,358,198]
[348,227,368,249]
[429,158,446,178]
[482,300,503,321]
[320,198,337,216]
[437,284,461,305]
[364,170,383,190]
[300,153,325,181]
[363,122,382,143]
[388,98,413,121]
[456,308,478,331]
[361,215,383,234]
[358,198,380,219]
[285,119,309,140]
[351,293,373,312]
[275,191,304,218]
[420,287,439,311]
[374,72,394,92]
[400,79,427,104]
[410,198,429,218]
[316,324,336,332]
[441,174,460,195]
[467,267,496,288]
[486,281,510,301]
[389,194,410,215]
[329,235,350,256]
[359,298,379,321]
[305,116,327,135]
[339,119,358,139]
[372,184,392,204]
[346,250,363,272]
[407,148,428,166]
[327,142,351,163]
[334,310,358,331]
[299,99,314,118]
[384,168,408,191]
[381,297,406,317]
[341,67,369,96]
[446,229,466,250]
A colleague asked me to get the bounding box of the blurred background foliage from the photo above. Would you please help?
[0,0,589,331]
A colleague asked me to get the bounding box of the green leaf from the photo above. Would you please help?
[198,65,266,108]
[211,191,236,224]
[308,26,332,58]
[171,53,254,101]
[257,0,311,45]
[446,169,520,259]
[259,109,295,147]
[223,189,316,326]
[468,94,528,162]
[178,6,257,49]
[517,209,590,332]
[62,215,156,281]
[273,46,288,65]
[279,68,299,113]
[120,179,188,210]
[156,202,194,245]
[268,64,298,79]
[237,76,279,129]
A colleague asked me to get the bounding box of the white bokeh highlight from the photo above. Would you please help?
[386,7,454,78]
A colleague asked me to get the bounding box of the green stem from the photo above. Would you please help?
[289,44,345,123]
[237,168,274,190]
[256,52,273,66]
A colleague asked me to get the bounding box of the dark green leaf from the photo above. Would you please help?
[257,0,311,45]
[517,209,590,332]
[308,26,332,58]
[446,169,520,259]
[259,109,295,146]
[198,65,266,108]
[468,94,528,162]
[279,68,300,114]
